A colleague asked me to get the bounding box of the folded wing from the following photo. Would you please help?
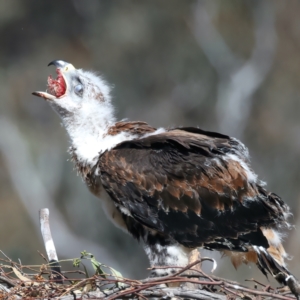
[99,127,288,250]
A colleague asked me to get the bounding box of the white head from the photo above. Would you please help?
[33,60,121,166]
[33,60,115,124]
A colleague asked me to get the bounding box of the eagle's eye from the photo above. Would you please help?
[74,84,84,97]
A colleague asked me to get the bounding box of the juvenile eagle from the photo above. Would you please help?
[33,60,297,290]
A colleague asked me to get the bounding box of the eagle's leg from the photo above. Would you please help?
[188,248,202,271]
[180,248,202,289]
[143,232,203,289]
[143,232,194,279]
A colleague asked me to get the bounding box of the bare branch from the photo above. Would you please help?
[191,0,277,138]
[40,208,59,262]
[39,208,64,283]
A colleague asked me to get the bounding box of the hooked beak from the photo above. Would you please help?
[32,60,75,100]
[48,60,70,68]
[47,59,75,71]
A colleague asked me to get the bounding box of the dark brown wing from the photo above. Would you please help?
[99,127,288,249]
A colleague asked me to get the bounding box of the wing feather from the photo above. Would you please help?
[99,128,288,248]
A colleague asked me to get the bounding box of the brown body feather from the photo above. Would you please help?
[73,121,291,283]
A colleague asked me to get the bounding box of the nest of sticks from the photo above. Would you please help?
[0,209,297,300]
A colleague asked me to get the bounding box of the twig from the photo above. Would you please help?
[0,275,16,287]
[245,278,271,289]
[0,250,13,264]
[123,288,226,300]
[169,259,202,277]
[37,250,49,263]
[39,208,64,284]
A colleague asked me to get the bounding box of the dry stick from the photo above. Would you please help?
[0,275,16,287]
[121,280,295,300]
[39,208,64,283]
[131,289,226,300]
[103,266,297,300]
[108,257,227,300]
[122,274,296,300]
[106,278,224,300]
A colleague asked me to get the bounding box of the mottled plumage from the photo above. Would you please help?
[33,60,298,294]
[99,127,287,246]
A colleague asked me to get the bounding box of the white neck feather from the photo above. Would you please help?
[63,102,134,166]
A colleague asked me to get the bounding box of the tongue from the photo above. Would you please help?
[47,69,66,97]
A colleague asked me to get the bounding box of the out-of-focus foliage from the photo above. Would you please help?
[0,0,300,285]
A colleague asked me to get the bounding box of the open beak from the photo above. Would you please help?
[32,60,75,101]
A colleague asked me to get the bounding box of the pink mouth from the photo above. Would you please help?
[47,69,66,98]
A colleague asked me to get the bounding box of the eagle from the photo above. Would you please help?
[33,60,297,291]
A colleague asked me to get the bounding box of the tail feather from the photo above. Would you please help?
[253,245,289,284]
[253,245,300,299]
[224,229,300,298]
[259,228,296,284]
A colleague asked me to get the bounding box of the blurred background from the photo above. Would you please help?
[0,0,300,286]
